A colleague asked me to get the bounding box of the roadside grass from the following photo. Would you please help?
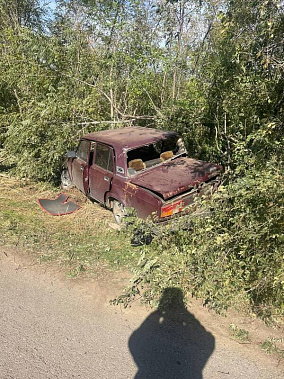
[229,323,250,343]
[0,175,135,278]
[261,337,284,361]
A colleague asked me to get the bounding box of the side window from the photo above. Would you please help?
[76,140,89,162]
[95,143,113,172]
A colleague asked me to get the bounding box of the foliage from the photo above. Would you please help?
[229,324,250,343]
[0,0,283,320]
[116,165,283,322]
[261,337,284,359]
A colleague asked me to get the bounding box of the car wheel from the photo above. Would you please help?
[61,169,74,190]
[112,200,127,225]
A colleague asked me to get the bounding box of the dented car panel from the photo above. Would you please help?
[63,126,222,223]
[122,181,162,220]
[129,157,222,200]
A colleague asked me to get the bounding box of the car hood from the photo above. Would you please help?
[130,157,222,200]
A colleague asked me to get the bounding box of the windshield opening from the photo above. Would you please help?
[127,135,186,176]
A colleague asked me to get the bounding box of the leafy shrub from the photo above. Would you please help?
[117,164,283,323]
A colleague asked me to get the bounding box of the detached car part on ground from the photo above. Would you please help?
[61,127,222,224]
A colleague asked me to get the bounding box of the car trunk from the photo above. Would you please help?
[130,157,222,200]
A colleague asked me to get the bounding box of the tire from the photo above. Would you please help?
[61,169,74,190]
[112,200,127,225]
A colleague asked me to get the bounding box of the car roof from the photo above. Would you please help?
[82,126,178,151]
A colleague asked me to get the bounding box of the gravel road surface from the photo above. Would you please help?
[0,253,282,379]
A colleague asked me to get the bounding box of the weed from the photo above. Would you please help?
[261,338,284,360]
[229,323,250,343]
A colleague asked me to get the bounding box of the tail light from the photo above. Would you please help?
[161,200,184,218]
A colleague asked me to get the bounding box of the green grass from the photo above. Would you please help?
[0,176,135,278]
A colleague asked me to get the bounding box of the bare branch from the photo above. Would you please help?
[54,70,155,120]
[143,89,166,119]
[77,120,133,125]
[192,22,212,75]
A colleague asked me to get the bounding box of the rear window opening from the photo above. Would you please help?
[127,136,186,176]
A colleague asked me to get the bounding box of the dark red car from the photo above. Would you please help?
[61,127,222,224]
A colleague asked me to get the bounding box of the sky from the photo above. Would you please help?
[40,0,57,13]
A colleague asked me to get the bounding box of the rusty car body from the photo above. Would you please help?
[61,126,222,224]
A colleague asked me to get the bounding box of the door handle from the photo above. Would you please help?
[80,166,84,172]
[104,176,110,182]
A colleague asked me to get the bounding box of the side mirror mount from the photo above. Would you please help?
[67,151,76,159]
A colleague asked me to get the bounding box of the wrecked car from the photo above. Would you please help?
[61,126,222,224]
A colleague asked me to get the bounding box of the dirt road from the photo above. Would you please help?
[0,252,282,379]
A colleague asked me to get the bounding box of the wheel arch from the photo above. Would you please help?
[105,195,124,209]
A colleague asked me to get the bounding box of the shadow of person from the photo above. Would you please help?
[129,288,215,379]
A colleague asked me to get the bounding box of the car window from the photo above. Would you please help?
[76,140,90,162]
[126,136,187,175]
[95,143,113,172]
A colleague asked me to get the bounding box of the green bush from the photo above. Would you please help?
[117,164,283,323]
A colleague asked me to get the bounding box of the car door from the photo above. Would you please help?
[71,139,91,194]
[89,142,114,203]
